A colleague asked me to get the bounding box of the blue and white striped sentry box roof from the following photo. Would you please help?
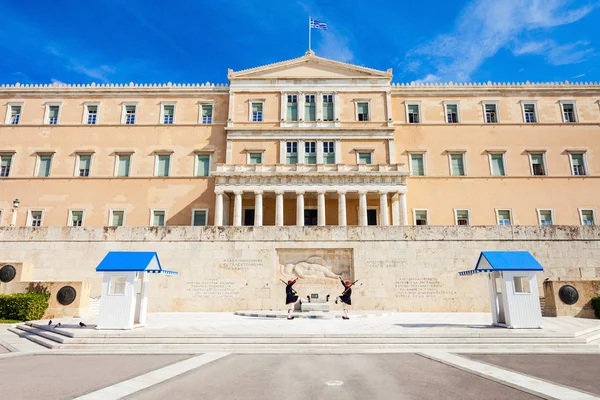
[458,251,544,276]
[95,251,178,275]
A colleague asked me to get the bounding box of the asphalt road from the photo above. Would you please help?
[127,354,539,400]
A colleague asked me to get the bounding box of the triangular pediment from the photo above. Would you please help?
[229,51,392,80]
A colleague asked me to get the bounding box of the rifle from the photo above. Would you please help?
[341,279,359,296]
[280,278,298,295]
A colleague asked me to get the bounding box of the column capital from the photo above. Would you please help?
[215,190,224,195]
[337,190,347,195]
[295,190,305,195]
[254,190,264,195]
[358,190,368,195]
[378,190,389,195]
[274,190,285,195]
[317,190,326,195]
[233,190,243,196]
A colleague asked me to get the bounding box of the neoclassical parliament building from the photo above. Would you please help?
[1,51,599,229]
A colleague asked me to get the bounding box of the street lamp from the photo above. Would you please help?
[10,198,19,226]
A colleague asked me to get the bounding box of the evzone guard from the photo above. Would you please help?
[283,279,298,320]
[335,278,358,320]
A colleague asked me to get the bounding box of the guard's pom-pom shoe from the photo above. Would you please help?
[342,316,350,320]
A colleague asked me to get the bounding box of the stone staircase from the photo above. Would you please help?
[9,322,600,353]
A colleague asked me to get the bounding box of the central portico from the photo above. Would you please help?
[212,163,408,226]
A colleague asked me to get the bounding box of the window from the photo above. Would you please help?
[484,103,498,123]
[192,209,208,226]
[85,104,98,125]
[196,154,210,176]
[124,104,137,124]
[513,276,531,294]
[77,154,92,177]
[323,94,333,121]
[522,102,537,123]
[108,276,127,295]
[37,154,53,177]
[449,153,466,176]
[116,154,131,177]
[155,154,171,177]
[569,153,587,176]
[409,153,425,176]
[414,210,428,226]
[529,153,546,176]
[0,154,12,177]
[496,209,512,226]
[357,102,369,121]
[304,142,316,164]
[201,104,213,124]
[537,209,553,226]
[445,103,459,123]
[27,210,43,227]
[251,102,263,122]
[455,209,470,226]
[358,152,372,165]
[489,153,506,176]
[407,103,420,123]
[286,141,298,164]
[323,141,335,164]
[248,152,263,164]
[305,95,316,121]
[6,104,22,125]
[46,105,60,125]
[286,95,298,121]
[110,210,125,227]
[151,210,166,226]
[579,209,596,226]
[560,101,577,123]
[69,210,84,227]
[162,104,175,124]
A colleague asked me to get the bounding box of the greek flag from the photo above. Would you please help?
[310,19,328,30]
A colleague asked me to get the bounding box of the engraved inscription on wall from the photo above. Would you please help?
[217,259,263,270]
[185,279,239,299]
[395,278,457,299]
[366,259,407,269]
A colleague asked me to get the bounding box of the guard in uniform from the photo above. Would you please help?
[337,279,352,320]
[285,279,298,320]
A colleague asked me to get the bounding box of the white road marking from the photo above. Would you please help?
[419,351,600,400]
[325,380,344,386]
[74,352,230,400]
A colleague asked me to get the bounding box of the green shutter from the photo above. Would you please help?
[287,103,297,121]
[157,155,170,176]
[196,155,210,176]
[38,156,52,177]
[193,210,207,226]
[410,154,424,176]
[112,211,124,226]
[491,154,505,176]
[153,211,165,226]
[79,155,91,170]
[118,155,130,177]
[451,154,465,176]
[358,153,372,164]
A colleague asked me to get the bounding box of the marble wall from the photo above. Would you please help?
[0,226,598,312]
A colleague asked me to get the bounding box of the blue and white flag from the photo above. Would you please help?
[310,19,328,30]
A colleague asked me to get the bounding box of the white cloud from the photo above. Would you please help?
[514,40,594,65]
[406,0,595,81]
[414,74,441,84]
[315,31,354,63]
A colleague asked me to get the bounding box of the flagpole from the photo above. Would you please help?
[308,16,311,51]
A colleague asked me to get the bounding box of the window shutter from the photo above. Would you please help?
[197,155,210,176]
[118,155,130,177]
[193,210,207,226]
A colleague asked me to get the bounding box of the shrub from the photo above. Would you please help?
[592,297,600,319]
[0,293,49,321]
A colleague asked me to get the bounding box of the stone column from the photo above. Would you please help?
[233,190,243,227]
[316,140,324,164]
[399,191,408,226]
[275,190,284,226]
[254,190,263,226]
[391,193,400,226]
[358,191,368,226]
[317,190,326,226]
[10,208,18,227]
[296,190,305,226]
[379,191,389,226]
[338,190,347,226]
[214,191,224,226]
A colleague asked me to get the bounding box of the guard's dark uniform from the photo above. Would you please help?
[285,279,298,304]
[339,279,352,305]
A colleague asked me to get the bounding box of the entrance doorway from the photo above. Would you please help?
[243,208,255,226]
[304,209,318,226]
[367,209,378,226]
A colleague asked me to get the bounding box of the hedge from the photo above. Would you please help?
[592,297,600,319]
[0,293,49,321]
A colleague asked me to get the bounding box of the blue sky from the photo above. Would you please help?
[0,0,598,84]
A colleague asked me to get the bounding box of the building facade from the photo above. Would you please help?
[1,51,599,228]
